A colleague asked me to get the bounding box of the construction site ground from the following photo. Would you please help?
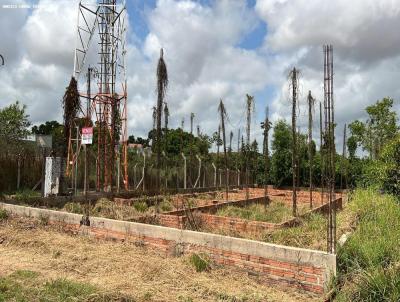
[0,216,319,302]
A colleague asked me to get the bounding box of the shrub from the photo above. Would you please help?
[0,208,8,221]
[381,136,400,198]
[133,201,148,212]
[160,200,173,212]
[189,253,211,272]
[15,189,39,201]
[63,202,83,214]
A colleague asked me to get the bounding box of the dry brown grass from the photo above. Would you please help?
[0,216,319,302]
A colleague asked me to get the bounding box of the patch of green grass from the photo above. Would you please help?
[14,189,40,201]
[0,208,8,221]
[0,270,134,302]
[43,278,97,300]
[189,253,211,272]
[217,202,293,223]
[335,189,400,301]
[215,292,264,302]
[262,213,326,249]
[160,200,173,212]
[134,201,148,212]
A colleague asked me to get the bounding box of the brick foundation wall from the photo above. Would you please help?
[159,197,342,234]
[165,196,267,216]
[0,202,336,295]
[198,213,278,233]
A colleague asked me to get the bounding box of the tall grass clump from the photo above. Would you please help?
[0,208,8,221]
[263,213,326,250]
[189,253,211,272]
[217,202,292,223]
[335,189,400,301]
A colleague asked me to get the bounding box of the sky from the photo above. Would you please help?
[0,0,399,152]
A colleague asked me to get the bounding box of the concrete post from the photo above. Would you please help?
[133,163,137,188]
[181,153,186,189]
[194,154,201,188]
[17,155,21,190]
[212,163,216,187]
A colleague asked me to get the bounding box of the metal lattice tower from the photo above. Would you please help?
[72,0,128,192]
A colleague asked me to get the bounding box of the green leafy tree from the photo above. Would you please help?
[348,98,399,159]
[31,120,65,155]
[0,101,31,152]
[270,120,292,187]
[380,135,400,197]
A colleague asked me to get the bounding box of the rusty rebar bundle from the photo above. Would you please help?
[323,44,336,254]
[308,91,315,209]
[290,68,299,217]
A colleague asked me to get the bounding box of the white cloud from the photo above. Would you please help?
[1,0,399,155]
[131,0,268,143]
[256,0,400,150]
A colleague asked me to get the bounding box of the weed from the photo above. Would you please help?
[142,291,153,301]
[217,202,293,223]
[43,278,96,300]
[0,270,134,301]
[0,208,8,221]
[63,202,83,214]
[160,200,173,212]
[134,201,148,212]
[178,296,194,302]
[189,253,211,272]
[39,214,49,226]
[14,189,39,201]
[335,189,400,301]
[72,201,85,213]
[53,250,62,259]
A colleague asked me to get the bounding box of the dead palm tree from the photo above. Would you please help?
[156,48,168,195]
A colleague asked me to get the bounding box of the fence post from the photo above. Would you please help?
[181,153,186,189]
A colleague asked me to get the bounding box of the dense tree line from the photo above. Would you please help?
[0,96,398,194]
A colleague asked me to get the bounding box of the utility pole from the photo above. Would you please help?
[308,91,315,209]
[290,68,299,217]
[219,100,229,200]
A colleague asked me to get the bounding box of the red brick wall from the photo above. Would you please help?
[198,213,278,233]
[58,222,325,294]
[1,202,335,295]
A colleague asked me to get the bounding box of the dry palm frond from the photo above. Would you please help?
[62,77,80,154]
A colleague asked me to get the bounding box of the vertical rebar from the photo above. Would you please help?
[308,91,314,209]
[219,100,229,200]
[291,68,298,217]
[245,94,253,200]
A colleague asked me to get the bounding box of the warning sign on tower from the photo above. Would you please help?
[82,127,93,145]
